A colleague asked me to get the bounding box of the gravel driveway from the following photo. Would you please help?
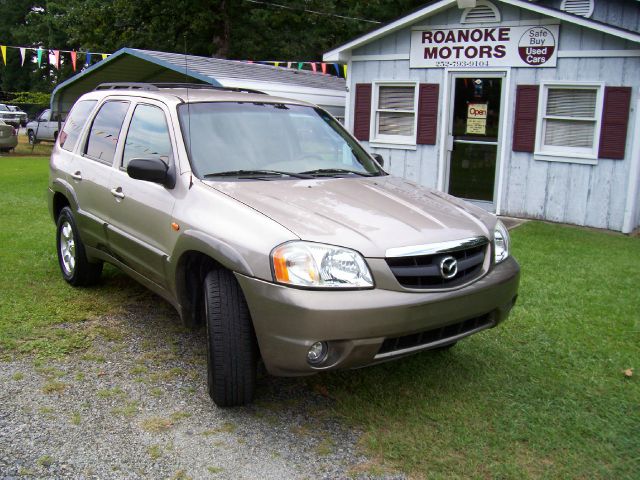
[0,300,386,479]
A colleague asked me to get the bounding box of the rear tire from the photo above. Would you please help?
[56,206,103,286]
[203,269,257,407]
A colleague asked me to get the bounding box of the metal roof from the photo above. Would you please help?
[51,48,346,117]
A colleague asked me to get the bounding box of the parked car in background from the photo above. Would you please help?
[0,104,23,128]
[26,109,61,144]
[0,120,18,152]
[7,105,28,127]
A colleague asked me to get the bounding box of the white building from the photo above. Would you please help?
[324,0,640,233]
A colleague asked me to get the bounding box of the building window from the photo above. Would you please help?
[535,83,603,161]
[372,82,418,145]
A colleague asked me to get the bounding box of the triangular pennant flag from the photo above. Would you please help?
[71,51,77,71]
[343,65,347,79]
[310,62,317,73]
[101,53,107,60]
[20,47,26,66]
[0,46,6,66]
[287,62,292,68]
[37,47,43,67]
[334,63,340,76]
[297,62,303,70]
[85,52,91,66]
[321,63,327,74]
[53,50,60,69]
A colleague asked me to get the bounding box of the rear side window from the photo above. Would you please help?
[60,100,97,152]
[84,101,130,164]
[122,104,172,170]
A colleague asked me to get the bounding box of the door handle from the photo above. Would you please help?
[110,187,125,199]
[71,171,82,181]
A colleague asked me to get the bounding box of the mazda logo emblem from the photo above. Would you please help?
[439,256,458,279]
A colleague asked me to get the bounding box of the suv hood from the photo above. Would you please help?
[207,176,495,258]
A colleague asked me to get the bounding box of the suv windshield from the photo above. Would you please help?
[178,102,384,179]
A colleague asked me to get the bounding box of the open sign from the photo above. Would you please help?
[467,103,488,119]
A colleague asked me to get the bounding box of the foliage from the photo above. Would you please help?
[6,91,50,105]
[0,0,428,92]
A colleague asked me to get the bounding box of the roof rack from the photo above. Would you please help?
[94,82,266,95]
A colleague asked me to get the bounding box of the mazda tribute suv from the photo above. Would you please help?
[48,83,520,407]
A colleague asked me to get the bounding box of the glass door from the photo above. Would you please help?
[447,76,503,205]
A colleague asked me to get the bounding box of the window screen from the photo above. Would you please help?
[541,87,599,153]
[60,100,97,152]
[122,104,172,169]
[85,101,130,163]
[376,85,416,138]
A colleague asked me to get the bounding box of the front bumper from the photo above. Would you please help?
[236,256,520,376]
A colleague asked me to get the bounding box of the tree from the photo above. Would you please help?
[0,0,429,92]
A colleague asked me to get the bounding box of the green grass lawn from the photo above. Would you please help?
[0,156,151,356]
[316,222,639,478]
[1,156,638,478]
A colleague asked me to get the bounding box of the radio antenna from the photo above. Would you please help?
[183,34,193,188]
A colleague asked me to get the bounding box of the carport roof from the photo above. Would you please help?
[51,48,346,115]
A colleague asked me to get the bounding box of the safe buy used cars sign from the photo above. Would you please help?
[410,25,559,68]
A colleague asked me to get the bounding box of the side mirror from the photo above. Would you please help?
[371,153,384,168]
[127,158,174,188]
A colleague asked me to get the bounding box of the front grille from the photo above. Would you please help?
[386,239,488,289]
[377,314,493,356]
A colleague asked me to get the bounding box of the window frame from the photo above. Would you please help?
[82,99,132,166]
[534,81,604,165]
[59,100,98,153]
[119,102,174,172]
[370,81,419,147]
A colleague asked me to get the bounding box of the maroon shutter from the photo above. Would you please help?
[598,86,632,160]
[353,84,372,141]
[512,85,539,153]
[417,83,439,145]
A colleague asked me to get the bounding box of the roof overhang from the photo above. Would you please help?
[323,0,640,62]
[51,48,221,116]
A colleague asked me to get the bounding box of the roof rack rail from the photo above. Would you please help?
[94,82,266,95]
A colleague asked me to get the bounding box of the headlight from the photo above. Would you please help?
[494,220,510,264]
[271,241,374,288]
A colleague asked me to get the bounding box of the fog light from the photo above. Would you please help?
[307,341,328,365]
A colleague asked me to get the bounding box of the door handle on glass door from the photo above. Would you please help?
[71,171,82,181]
[110,187,125,199]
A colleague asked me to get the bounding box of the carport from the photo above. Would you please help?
[51,48,347,120]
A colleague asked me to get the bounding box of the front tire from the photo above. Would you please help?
[56,207,103,286]
[203,269,257,407]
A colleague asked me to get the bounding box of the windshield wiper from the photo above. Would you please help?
[300,168,374,177]
[203,169,312,179]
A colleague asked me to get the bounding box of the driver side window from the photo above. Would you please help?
[122,104,172,170]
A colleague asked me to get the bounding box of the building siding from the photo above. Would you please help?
[346,1,640,231]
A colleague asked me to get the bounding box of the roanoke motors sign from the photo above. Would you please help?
[410,25,560,68]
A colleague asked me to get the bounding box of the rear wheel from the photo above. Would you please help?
[203,269,257,407]
[56,207,103,286]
